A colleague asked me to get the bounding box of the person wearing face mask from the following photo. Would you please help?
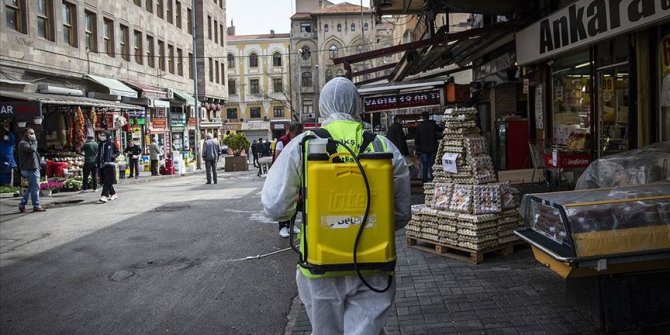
[0,119,17,186]
[18,128,46,212]
[96,132,120,203]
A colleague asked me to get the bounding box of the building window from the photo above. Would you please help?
[303,99,313,115]
[168,44,174,73]
[249,79,260,94]
[325,68,333,83]
[272,52,282,67]
[329,45,338,59]
[119,24,129,60]
[156,0,163,19]
[84,11,97,52]
[227,53,235,69]
[273,78,282,93]
[215,60,220,83]
[337,23,342,32]
[36,0,53,40]
[209,58,213,82]
[219,0,223,9]
[220,24,224,45]
[324,24,328,32]
[133,30,142,64]
[273,107,284,118]
[351,23,355,31]
[300,46,311,61]
[177,48,183,76]
[300,23,311,33]
[103,18,114,56]
[186,7,192,34]
[5,0,25,33]
[145,0,152,13]
[249,53,258,68]
[226,108,237,119]
[364,22,369,31]
[207,16,212,40]
[228,80,236,95]
[166,0,173,23]
[158,40,165,70]
[188,52,193,78]
[301,72,312,87]
[134,0,141,6]
[250,107,261,119]
[220,62,225,84]
[175,1,181,28]
[62,2,77,47]
[214,19,218,43]
[146,35,155,67]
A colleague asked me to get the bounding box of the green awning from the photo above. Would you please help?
[86,74,138,98]
[172,89,195,105]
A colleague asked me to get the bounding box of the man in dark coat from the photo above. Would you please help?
[386,115,409,156]
[414,111,441,182]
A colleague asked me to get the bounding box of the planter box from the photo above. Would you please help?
[225,156,248,172]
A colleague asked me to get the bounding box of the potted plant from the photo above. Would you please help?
[222,133,250,172]
[40,180,64,196]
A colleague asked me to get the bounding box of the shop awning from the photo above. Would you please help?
[371,0,521,16]
[124,80,168,99]
[172,89,195,105]
[0,90,142,110]
[85,74,137,98]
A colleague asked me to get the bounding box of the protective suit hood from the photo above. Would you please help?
[319,77,361,125]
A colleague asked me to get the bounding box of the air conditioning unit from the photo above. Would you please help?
[166,88,174,99]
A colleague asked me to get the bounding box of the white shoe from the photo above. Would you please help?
[99,196,108,203]
[292,225,300,234]
[279,227,289,238]
[110,194,118,201]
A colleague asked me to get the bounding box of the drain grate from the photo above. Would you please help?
[153,204,190,212]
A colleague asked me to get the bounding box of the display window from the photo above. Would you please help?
[551,51,591,152]
[660,24,670,141]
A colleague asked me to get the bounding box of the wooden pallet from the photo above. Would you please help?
[406,237,525,264]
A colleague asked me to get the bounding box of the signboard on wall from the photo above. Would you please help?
[516,0,670,65]
[535,86,544,130]
[364,90,441,112]
[0,101,41,118]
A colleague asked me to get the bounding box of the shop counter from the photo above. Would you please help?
[515,183,670,278]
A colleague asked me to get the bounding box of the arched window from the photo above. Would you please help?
[249,52,258,68]
[364,23,369,31]
[301,72,312,87]
[324,24,329,32]
[351,23,356,31]
[227,53,235,69]
[272,52,282,67]
[325,68,333,83]
[300,46,311,61]
[337,23,342,32]
[329,45,338,59]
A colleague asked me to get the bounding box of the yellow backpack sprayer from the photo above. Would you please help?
[289,128,395,292]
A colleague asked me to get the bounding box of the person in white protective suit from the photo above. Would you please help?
[261,77,411,335]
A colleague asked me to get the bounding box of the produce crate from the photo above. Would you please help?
[406,236,525,264]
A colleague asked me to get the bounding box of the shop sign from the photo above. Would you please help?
[152,118,167,130]
[223,123,241,131]
[242,121,269,130]
[544,151,591,169]
[128,110,146,118]
[535,86,544,129]
[364,90,441,112]
[0,101,41,117]
[473,51,516,80]
[516,0,670,65]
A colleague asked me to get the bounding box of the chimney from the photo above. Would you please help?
[270,30,275,38]
[227,19,235,36]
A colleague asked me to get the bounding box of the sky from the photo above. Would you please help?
[226,0,371,35]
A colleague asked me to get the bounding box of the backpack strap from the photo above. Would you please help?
[311,128,339,157]
[359,131,378,154]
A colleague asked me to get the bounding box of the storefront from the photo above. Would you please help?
[516,0,670,162]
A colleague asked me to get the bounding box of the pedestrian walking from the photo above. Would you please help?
[261,77,411,334]
[80,135,99,191]
[202,133,220,184]
[149,138,162,176]
[273,122,304,238]
[0,119,17,186]
[251,139,259,167]
[415,111,441,182]
[124,139,142,179]
[97,132,120,203]
[17,128,46,213]
[386,115,410,156]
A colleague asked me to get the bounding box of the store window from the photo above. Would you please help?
[551,51,591,152]
[250,107,261,119]
[226,108,238,119]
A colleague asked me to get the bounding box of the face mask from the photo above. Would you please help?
[28,134,36,140]
[99,136,107,141]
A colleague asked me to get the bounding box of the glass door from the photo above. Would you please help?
[598,65,629,157]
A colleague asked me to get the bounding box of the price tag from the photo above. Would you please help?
[442,153,459,173]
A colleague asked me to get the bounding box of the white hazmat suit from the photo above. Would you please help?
[261,77,411,334]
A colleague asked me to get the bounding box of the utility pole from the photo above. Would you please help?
[191,0,202,170]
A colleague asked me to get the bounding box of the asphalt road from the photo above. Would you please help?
[0,171,298,334]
